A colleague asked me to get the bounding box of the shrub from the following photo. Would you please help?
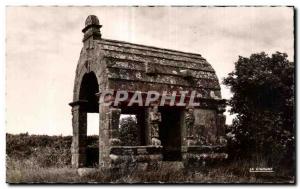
[119,116,139,146]
[223,52,295,173]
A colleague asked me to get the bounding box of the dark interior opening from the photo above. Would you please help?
[79,72,99,113]
[159,107,183,161]
[79,72,99,167]
[86,135,99,167]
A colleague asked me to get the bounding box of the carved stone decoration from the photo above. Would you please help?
[149,105,161,146]
[180,69,192,78]
[82,15,102,43]
[217,136,227,145]
[185,107,195,138]
[185,107,196,146]
[195,125,206,145]
[206,116,217,145]
[145,62,157,75]
[84,60,91,72]
[216,102,227,114]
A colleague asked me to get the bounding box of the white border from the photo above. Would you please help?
[0,0,298,188]
[2,0,298,6]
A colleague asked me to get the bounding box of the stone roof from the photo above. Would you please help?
[97,38,221,99]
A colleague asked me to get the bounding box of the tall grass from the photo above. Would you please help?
[6,134,294,183]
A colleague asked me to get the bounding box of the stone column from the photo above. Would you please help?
[98,90,122,167]
[108,107,122,146]
[184,107,196,146]
[70,101,88,168]
[98,104,107,168]
[148,105,162,146]
[98,105,122,168]
[216,101,227,145]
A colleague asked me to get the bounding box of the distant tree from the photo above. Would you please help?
[223,52,294,168]
[119,116,139,146]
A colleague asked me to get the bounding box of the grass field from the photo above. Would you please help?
[6,133,295,184]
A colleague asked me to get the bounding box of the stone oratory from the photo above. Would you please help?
[69,15,227,169]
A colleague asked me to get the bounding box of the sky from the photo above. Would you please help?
[6,6,294,135]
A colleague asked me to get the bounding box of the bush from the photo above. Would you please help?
[6,133,99,168]
[119,116,139,146]
[223,52,295,173]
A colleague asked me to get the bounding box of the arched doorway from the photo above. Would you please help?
[78,72,99,167]
[79,72,99,113]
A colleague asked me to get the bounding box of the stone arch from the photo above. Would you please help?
[70,43,109,168]
[79,71,99,112]
[72,47,107,103]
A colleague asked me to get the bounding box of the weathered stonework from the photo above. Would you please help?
[108,107,121,146]
[184,107,195,145]
[148,105,162,146]
[69,15,227,170]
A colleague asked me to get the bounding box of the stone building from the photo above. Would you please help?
[69,15,227,169]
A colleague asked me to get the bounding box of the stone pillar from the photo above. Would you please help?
[184,107,196,146]
[148,105,162,146]
[216,101,227,145]
[70,101,88,168]
[108,107,122,146]
[98,104,122,168]
[99,104,109,168]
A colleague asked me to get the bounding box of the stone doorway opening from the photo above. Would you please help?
[76,72,99,168]
[119,106,147,146]
[86,113,99,167]
[159,107,183,161]
[119,114,138,146]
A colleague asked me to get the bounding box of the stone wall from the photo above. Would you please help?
[194,109,217,145]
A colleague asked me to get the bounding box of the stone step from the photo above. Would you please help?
[161,161,184,171]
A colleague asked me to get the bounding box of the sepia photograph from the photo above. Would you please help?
[5,6,295,184]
